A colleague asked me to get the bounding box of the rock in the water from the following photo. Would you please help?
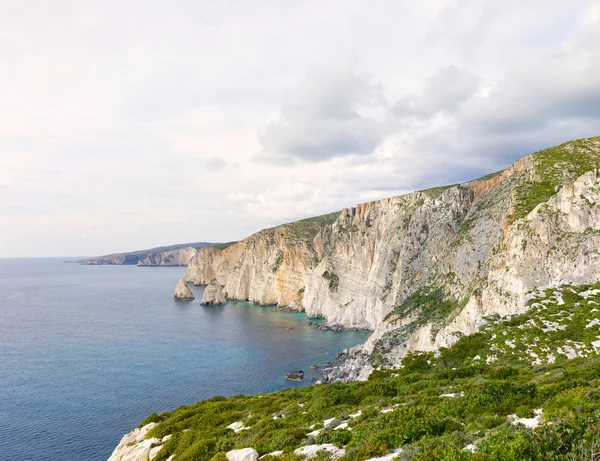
[201,279,226,305]
[285,370,304,381]
[310,364,319,369]
[226,448,259,461]
[174,278,194,300]
[294,444,345,459]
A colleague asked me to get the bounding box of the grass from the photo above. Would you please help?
[139,308,600,461]
[511,136,600,220]
[212,242,238,251]
[261,212,340,243]
[322,271,340,292]
[386,287,466,336]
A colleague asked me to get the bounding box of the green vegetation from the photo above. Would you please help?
[141,330,600,460]
[322,271,340,292]
[456,282,600,367]
[272,251,285,273]
[262,212,340,243]
[139,280,600,461]
[511,136,600,220]
[213,242,238,251]
[418,184,458,199]
[386,287,466,336]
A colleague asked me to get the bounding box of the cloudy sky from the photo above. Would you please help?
[1,0,599,257]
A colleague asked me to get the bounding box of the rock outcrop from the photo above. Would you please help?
[201,279,227,305]
[182,137,600,373]
[108,423,173,461]
[174,278,194,300]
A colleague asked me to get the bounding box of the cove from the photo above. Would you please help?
[0,258,367,461]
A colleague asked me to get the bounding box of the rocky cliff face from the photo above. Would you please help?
[138,247,199,266]
[183,137,600,372]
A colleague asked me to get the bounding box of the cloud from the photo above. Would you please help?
[2,0,600,256]
[256,68,393,164]
[395,65,481,117]
[204,157,228,171]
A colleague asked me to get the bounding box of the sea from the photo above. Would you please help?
[0,258,367,461]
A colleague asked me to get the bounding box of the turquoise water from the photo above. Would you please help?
[0,258,367,461]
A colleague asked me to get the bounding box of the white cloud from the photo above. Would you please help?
[0,0,598,256]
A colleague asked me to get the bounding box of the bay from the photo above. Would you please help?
[0,258,366,461]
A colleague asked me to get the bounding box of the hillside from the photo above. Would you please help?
[183,136,600,377]
[112,282,600,461]
[112,136,600,461]
[74,242,220,266]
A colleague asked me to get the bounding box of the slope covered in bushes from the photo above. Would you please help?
[139,283,600,461]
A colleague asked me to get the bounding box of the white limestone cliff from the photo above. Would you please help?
[183,137,600,373]
[138,247,199,266]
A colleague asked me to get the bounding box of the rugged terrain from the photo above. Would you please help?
[111,136,600,461]
[184,137,600,377]
[109,281,600,461]
[75,242,218,265]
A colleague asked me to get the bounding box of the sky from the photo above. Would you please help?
[1,0,600,257]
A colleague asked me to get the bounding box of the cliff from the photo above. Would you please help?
[183,136,600,371]
[137,247,200,267]
[74,242,216,265]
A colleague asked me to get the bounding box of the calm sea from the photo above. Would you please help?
[0,258,366,461]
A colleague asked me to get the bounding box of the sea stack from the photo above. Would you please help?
[174,278,194,300]
[201,279,226,305]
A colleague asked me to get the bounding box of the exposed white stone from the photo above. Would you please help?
[509,408,543,429]
[227,448,259,461]
[107,423,159,461]
[294,444,345,459]
[364,449,403,461]
[323,418,337,428]
[149,446,163,460]
[226,421,247,433]
[260,451,283,459]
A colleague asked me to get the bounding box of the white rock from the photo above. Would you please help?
[226,421,247,433]
[509,408,543,429]
[108,423,160,461]
[323,418,337,428]
[149,445,163,460]
[174,278,194,300]
[294,444,345,459]
[201,279,227,305]
[260,451,283,459]
[226,448,259,461]
[365,449,403,461]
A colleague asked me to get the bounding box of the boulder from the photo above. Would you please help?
[174,278,194,300]
[201,279,226,305]
[226,448,259,461]
[285,370,304,381]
